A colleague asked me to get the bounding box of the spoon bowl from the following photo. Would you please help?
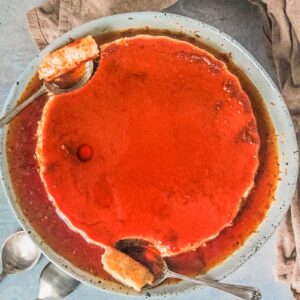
[0,231,41,281]
[0,61,94,128]
[37,262,80,300]
[45,60,94,94]
[116,238,261,300]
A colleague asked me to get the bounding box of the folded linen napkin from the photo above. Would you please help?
[27,0,177,49]
[27,0,300,298]
[250,1,300,298]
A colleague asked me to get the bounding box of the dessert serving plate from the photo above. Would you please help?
[0,12,298,296]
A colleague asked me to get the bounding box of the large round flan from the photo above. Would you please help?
[36,35,260,256]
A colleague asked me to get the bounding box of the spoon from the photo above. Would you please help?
[0,61,94,128]
[37,262,80,300]
[0,231,41,282]
[116,239,261,300]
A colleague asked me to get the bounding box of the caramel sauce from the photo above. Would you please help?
[6,29,278,283]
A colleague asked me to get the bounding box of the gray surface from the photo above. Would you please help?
[0,0,291,299]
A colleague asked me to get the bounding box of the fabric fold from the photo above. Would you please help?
[27,0,177,49]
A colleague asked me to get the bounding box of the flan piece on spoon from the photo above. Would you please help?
[101,247,154,291]
[38,35,99,82]
[36,35,260,256]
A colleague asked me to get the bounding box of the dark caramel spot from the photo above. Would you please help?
[45,161,59,172]
[130,71,148,81]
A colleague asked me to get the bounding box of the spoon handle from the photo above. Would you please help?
[0,84,48,128]
[166,270,261,300]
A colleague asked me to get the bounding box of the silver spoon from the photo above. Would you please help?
[37,262,80,300]
[0,231,41,282]
[0,61,94,128]
[116,238,261,300]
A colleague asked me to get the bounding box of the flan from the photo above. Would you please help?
[36,35,260,256]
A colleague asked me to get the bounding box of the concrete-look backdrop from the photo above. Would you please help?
[0,0,292,299]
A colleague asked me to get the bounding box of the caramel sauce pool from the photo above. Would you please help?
[6,29,278,285]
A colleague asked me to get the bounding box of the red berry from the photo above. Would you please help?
[77,144,93,161]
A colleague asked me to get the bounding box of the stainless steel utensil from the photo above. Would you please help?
[37,262,80,299]
[116,238,261,300]
[0,231,41,281]
[0,61,94,128]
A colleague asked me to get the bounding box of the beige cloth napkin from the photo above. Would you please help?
[27,0,300,298]
[27,0,177,49]
[250,1,300,299]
